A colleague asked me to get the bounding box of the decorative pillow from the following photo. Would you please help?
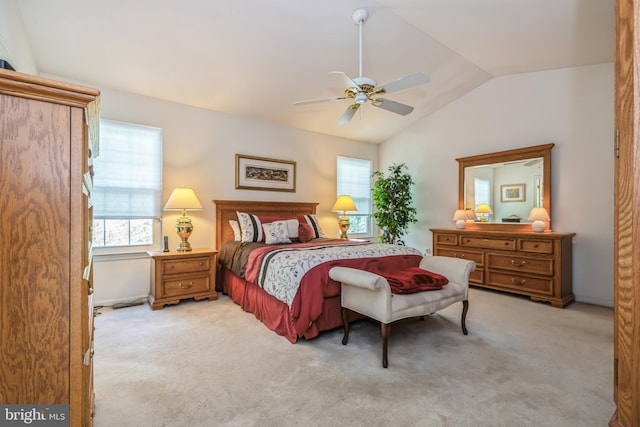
[258,216,300,239]
[229,220,242,241]
[302,214,326,238]
[285,219,299,239]
[236,211,263,243]
[298,223,314,243]
[262,220,292,245]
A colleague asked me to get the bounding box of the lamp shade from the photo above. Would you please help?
[528,207,550,232]
[475,204,493,214]
[452,209,467,221]
[164,187,203,211]
[527,207,550,221]
[332,195,357,213]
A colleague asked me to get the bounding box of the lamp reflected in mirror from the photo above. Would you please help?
[475,204,493,222]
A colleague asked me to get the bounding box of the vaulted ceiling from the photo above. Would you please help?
[17,0,614,143]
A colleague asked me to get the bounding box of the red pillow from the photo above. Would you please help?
[298,223,314,243]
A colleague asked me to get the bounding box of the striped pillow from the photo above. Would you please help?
[302,214,326,238]
[236,211,263,242]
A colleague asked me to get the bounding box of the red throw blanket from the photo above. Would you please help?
[380,267,449,294]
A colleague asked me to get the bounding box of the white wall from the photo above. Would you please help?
[380,63,614,307]
[88,85,378,305]
[0,0,38,74]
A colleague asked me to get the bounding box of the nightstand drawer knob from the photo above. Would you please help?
[179,282,194,289]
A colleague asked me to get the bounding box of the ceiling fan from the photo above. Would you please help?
[293,7,429,125]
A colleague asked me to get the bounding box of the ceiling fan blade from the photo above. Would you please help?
[293,96,347,106]
[329,71,359,89]
[374,72,429,95]
[372,98,414,116]
[338,103,360,125]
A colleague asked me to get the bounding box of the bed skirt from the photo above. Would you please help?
[217,266,343,343]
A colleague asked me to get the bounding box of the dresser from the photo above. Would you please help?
[431,228,575,308]
[148,249,218,310]
[0,69,99,425]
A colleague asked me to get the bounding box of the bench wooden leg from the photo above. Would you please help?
[461,300,469,335]
[381,322,390,368]
[342,307,350,345]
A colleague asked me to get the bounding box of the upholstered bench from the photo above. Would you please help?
[329,256,476,368]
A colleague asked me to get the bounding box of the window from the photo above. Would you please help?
[92,119,162,251]
[474,177,491,208]
[336,156,372,236]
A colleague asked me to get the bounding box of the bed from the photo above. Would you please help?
[214,200,423,343]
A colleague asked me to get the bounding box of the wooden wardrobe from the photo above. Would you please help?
[0,69,100,426]
[612,0,640,425]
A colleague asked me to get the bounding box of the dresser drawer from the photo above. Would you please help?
[469,269,484,285]
[487,253,553,276]
[434,233,458,246]
[436,247,484,266]
[518,238,554,254]
[163,275,210,297]
[162,257,210,274]
[486,270,553,295]
[461,236,516,251]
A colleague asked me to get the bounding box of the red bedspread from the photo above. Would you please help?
[239,240,422,342]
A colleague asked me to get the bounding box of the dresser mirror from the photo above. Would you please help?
[456,143,553,231]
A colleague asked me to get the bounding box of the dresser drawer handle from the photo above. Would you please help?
[511,278,526,285]
[199,261,204,266]
[179,281,194,289]
[511,260,526,267]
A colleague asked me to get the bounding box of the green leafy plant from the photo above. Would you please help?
[371,163,417,245]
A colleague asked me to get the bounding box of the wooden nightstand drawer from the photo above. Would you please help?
[486,270,553,295]
[163,275,210,297]
[487,253,553,276]
[162,257,210,274]
[461,236,516,251]
[518,238,554,254]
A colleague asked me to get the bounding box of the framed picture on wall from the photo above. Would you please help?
[235,154,296,192]
[500,183,526,202]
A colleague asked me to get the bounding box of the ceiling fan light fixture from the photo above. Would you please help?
[293,6,429,125]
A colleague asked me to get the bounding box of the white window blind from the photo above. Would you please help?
[337,156,372,235]
[474,177,491,208]
[93,119,163,219]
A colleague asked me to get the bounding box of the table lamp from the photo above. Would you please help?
[332,195,357,240]
[476,204,493,222]
[164,187,203,251]
[452,209,468,229]
[528,207,550,232]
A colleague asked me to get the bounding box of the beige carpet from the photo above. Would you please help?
[93,288,614,427]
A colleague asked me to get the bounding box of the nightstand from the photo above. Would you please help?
[147,248,218,310]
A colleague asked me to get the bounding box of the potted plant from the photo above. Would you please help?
[371,163,417,245]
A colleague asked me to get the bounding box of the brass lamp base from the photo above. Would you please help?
[338,215,350,240]
[175,215,194,251]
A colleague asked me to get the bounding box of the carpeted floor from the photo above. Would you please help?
[93,288,614,427]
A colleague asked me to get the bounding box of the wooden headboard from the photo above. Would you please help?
[213,200,318,249]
